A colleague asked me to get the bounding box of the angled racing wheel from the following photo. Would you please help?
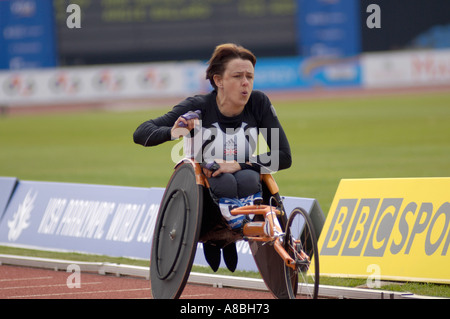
[150,163,203,299]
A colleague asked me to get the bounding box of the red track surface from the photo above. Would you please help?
[0,264,274,299]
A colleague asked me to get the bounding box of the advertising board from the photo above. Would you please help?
[297,0,361,57]
[0,178,324,272]
[254,56,362,91]
[362,49,450,88]
[319,178,450,284]
[0,0,57,69]
[0,61,208,105]
[0,180,164,259]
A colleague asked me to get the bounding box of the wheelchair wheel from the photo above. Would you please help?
[150,163,203,299]
[284,207,320,299]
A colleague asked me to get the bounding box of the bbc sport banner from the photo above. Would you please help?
[319,178,450,284]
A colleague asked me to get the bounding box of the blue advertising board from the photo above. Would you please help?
[0,0,57,69]
[0,179,324,272]
[297,0,361,57]
[0,180,165,260]
[254,56,361,91]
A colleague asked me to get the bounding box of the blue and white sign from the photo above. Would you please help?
[0,180,164,259]
[0,179,324,272]
[254,56,361,91]
[0,0,57,69]
[297,0,361,58]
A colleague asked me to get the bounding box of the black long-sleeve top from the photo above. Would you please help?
[133,90,291,173]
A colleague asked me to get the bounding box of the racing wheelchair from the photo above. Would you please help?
[150,158,320,299]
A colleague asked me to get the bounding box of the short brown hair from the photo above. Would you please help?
[206,43,256,90]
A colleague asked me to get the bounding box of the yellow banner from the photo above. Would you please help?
[318,178,450,284]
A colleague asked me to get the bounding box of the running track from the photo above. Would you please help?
[0,264,274,299]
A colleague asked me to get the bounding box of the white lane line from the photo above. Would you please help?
[7,287,152,299]
[0,276,53,283]
[0,282,103,290]
[181,294,214,298]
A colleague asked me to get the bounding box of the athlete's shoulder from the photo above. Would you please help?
[178,91,214,109]
[250,90,271,104]
[248,90,272,114]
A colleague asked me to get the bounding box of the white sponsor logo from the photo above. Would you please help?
[7,189,37,241]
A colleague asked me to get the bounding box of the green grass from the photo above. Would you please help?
[0,109,175,187]
[1,90,450,297]
[2,92,449,214]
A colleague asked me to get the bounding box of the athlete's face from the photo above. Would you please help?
[214,58,254,108]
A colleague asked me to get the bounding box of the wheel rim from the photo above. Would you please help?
[154,189,189,280]
[284,207,319,299]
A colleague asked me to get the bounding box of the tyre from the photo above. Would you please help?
[284,207,320,299]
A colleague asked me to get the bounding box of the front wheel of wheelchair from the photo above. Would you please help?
[150,163,203,299]
[283,207,320,299]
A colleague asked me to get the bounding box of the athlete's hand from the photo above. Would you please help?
[171,110,201,139]
[203,160,241,178]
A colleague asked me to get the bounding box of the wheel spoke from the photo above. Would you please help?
[283,207,320,299]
